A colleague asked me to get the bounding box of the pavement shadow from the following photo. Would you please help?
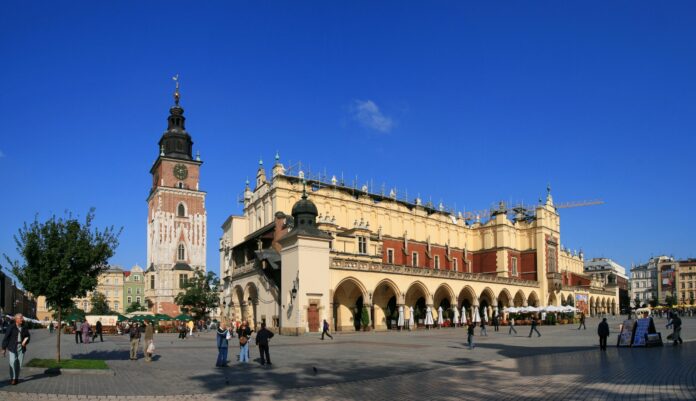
[72,349,130,361]
[187,358,432,401]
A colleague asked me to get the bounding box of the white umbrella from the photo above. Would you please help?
[473,307,481,323]
[397,305,404,328]
[425,306,434,326]
[453,307,460,326]
[437,306,444,327]
[409,306,415,329]
[461,305,468,324]
[505,307,519,313]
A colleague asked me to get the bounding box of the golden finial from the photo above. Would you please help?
[172,74,180,105]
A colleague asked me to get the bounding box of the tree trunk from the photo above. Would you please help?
[56,306,62,362]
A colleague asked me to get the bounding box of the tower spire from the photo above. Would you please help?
[172,74,180,106]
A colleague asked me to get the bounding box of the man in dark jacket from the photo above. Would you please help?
[255,323,275,366]
[93,320,103,342]
[578,313,586,330]
[2,314,31,385]
[597,317,610,350]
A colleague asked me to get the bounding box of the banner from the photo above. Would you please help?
[632,318,651,347]
[617,319,635,347]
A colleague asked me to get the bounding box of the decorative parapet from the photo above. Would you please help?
[331,257,539,287]
[231,261,256,278]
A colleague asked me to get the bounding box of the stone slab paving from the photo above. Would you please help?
[1,316,695,400]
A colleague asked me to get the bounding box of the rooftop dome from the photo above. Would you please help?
[292,194,318,218]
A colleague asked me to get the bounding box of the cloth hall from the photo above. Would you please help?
[220,159,619,335]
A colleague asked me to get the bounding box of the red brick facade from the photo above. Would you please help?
[382,237,540,277]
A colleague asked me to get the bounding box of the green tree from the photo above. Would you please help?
[634,295,641,308]
[125,300,147,313]
[664,295,677,307]
[2,210,120,362]
[90,291,111,315]
[174,270,220,321]
[361,306,370,330]
[648,298,658,308]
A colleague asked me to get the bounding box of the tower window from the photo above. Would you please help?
[452,258,458,271]
[434,255,440,269]
[150,275,155,290]
[179,274,188,288]
[412,252,419,267]
[511,257,518,277]
[178,182,184,189]
[178,244,185,260]
[178,203,186,217]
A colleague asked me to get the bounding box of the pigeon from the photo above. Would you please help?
[312,367,318,374]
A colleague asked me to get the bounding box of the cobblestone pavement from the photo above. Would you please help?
[1,316,695,400]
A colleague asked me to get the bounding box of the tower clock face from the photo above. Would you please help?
[173,163,188,180]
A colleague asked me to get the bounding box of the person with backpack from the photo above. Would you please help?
[321,319,333,340]
[255,323,274,366]
[237,321,252,363]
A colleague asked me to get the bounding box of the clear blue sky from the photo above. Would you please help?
[2,1,695,280]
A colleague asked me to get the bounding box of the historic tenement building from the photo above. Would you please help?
[220,158,619,334]
[144,86,206,316]
[584,258,629,312]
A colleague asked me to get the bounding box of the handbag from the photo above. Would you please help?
[147,341,155,353]
[239,336,248,346]
[226,331,232,341]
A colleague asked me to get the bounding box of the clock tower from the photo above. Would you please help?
[144,82,207,316]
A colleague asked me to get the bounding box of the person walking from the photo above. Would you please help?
[1,314,31,385]
[578,313,586,330]
[187,320,194,337]
[467,321,475,350]
[480,319,488,336]
[82,320,91,344]
[597,317,610,351]
[508,317,518,335]
[528,316,541,337]
[75,320,83,344]
[215,322,230,367]
[237,321,252,364]
[93,319,103,342]
[321,319,333,340]
[493,314,500,332]
[128,322,141,360]
[255,323,274,366]
[144,320,154,362]
[666,312,683,345]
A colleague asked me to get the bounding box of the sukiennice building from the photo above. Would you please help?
[220,157,618,335]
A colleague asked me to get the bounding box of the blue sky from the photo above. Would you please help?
[1,1,695,280]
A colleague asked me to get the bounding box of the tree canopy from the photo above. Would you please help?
[125,300,147,313]
[90,291,111,315]
[174,270,220,321]
[2,209,120,361]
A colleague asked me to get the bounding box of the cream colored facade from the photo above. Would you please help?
[73,267,126,314]
[221,159,618,334]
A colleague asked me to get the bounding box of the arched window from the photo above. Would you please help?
[178,244,185,260]
[177,203,186,217]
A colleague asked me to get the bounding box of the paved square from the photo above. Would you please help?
[1,316,695,400]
